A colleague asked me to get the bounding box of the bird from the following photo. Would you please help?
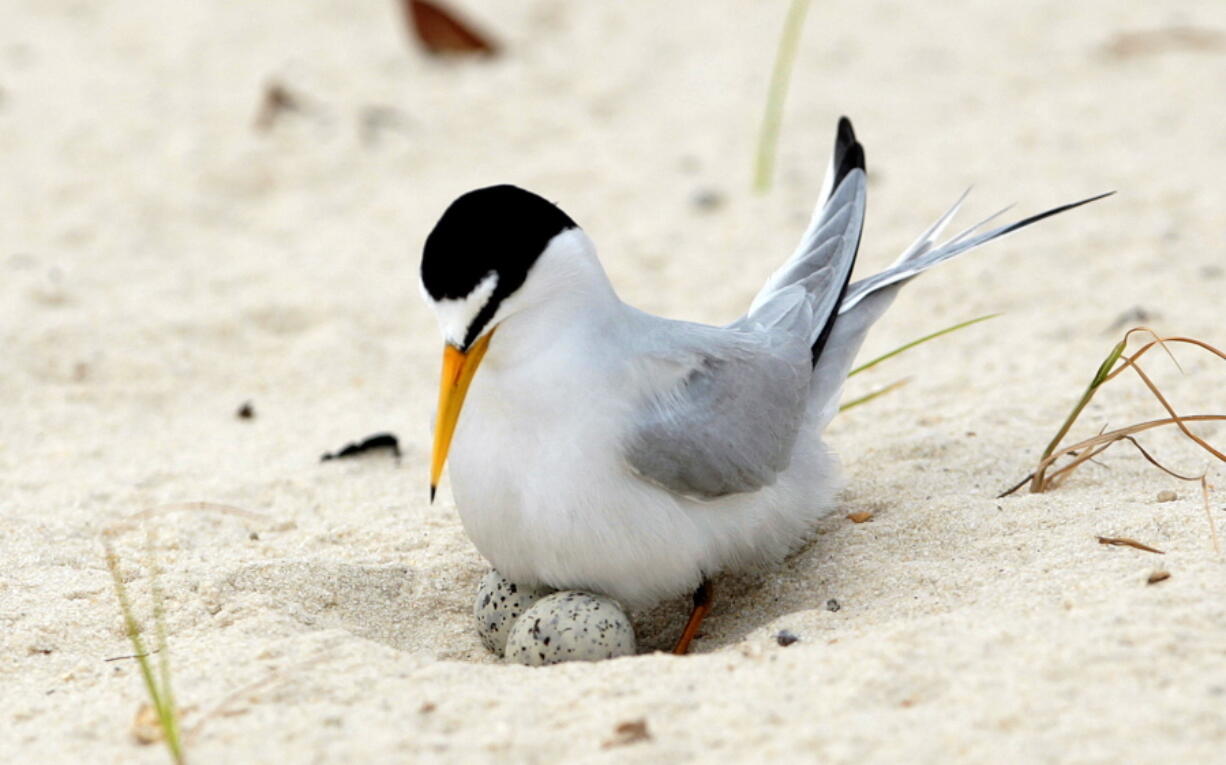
[420,117,1109,655]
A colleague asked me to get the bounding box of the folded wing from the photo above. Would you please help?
[625,119,868,499]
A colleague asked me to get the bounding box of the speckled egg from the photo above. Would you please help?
[474,570,554,655]
[505,591,637,666]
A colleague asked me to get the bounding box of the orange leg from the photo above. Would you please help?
[671,579,713,655]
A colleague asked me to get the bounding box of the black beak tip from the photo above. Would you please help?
[429,485,437,504]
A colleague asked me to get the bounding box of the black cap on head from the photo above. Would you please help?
[421,185,577,304]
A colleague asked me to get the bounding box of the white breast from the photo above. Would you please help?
[444,302,844,609]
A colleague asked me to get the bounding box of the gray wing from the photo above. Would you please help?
[748,118,865,363]
[624,119,867,500]
[624,328,812,500]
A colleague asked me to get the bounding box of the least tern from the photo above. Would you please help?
[421,118,1107,654]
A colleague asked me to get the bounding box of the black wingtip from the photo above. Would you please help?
[429,485,437,503]
[993,190,1115,239]
[837,116,856,145]
[810,121,866,367]
[833,142,866,191]
[831,117,865,191]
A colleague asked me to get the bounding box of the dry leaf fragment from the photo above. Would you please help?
[1097,536,1165,554]
[847,511,874,524]
[1147,570,1171,585]
[402,0,498,57]
[603,718,651,748]
[320,433,401,461]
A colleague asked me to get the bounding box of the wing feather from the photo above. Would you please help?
[624,329,811,499]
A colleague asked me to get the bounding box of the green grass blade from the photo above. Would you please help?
[1029,336,1128,491]
[146,532,184,763]
[105,534,184,764]
[105,540,162,710]
[1040,336,1127,464]
[754,0,811,192]
[839,378,910,412]
[849,313,1000,377]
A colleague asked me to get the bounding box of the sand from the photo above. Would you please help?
[3,0,1226,761]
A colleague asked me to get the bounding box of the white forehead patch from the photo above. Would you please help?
[426,271,499,347]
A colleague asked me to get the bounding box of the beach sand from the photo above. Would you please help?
[3,1,1225,761]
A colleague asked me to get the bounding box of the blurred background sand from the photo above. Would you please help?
[2,1,1225,761]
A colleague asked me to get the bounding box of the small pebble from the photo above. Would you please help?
[474,570,554,655]
[505,591,635,666]
[1156,490,1178,503]
[775,630,800,647]
[1108,305,1157,331]
[690,188,725,212]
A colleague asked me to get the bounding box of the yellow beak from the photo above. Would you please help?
[430,330,494,501]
